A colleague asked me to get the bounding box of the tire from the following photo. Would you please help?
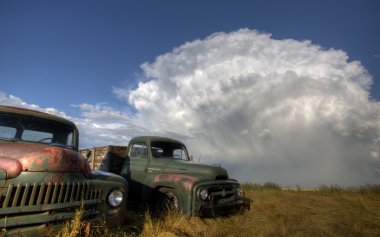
[154,188,182,214]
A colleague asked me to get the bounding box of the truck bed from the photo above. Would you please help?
[80,145,127,170]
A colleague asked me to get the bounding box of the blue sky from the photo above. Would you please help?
[1,0,380,186]
[1,0,379,113]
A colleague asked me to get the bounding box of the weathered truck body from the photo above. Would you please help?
[94,136,250,215]
[0,106,127,236]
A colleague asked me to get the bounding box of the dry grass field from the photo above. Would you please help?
[58,183,380,237]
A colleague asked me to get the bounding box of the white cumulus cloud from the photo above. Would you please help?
[0,93,149,148]
[127,29,380,187]
[2,29,380,187]
[0,91,69,119]
[71,103,149,147]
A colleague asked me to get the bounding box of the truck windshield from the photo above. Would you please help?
[0,112,75,149]
[151,141,189,161]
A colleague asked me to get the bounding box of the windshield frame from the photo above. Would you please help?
[0,111,79,151]
[150,141,190,161]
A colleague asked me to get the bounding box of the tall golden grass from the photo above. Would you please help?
[59,183,380,237]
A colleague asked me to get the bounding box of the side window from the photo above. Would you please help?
[129,143,148,158]
[66,132,73,146]
[173,148,187,160]
[151,147,163,157]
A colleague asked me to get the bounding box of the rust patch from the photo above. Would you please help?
[0,142,91,177]
[154,174,199,191]
[0,157,22,178]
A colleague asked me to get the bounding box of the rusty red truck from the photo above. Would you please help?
[0,105,127,236]
[97,136,250,215]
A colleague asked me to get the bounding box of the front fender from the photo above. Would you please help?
[144,173,208,213]
[90,170,128,227]
[91,170,128,185]
[148,173,200,191]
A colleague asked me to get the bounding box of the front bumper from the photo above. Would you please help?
[199,197,251,216]
[192,180,251,216]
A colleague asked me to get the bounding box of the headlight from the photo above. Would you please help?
[199,189,208,200]
[108,189,124,207]
[237,187,243,197]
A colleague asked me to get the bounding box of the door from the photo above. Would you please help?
[121,142,149,202]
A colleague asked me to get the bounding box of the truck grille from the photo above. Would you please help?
[208,186,235,202]
[195,183,239,216]
[1,181,102,213]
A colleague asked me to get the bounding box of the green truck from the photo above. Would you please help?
[0,105,128,236]
[98,136,250,215]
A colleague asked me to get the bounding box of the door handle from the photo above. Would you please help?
[146,167,162,173]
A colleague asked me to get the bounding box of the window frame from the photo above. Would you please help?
[128,142,148,159]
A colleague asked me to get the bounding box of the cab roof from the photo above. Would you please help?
[131,136,185,146]
[0,105,77,128]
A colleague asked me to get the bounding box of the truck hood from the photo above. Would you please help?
[164,160,229,180]
[0,142,91,178]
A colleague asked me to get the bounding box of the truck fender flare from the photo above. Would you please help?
[152,186,182,213]
[150,185,174,203]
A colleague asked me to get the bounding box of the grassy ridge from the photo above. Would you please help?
[60,183,380,237]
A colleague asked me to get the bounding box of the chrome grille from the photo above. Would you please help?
[209,186,235,198]
[207,185,236,206]
[1,181,102,209]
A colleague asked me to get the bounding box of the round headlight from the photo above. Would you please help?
[108,189,124,207]
[237,187,243,197]
[199,189,208,200]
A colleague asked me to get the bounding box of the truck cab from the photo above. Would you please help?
[0,106,127,236]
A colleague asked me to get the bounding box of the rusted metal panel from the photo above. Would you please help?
[0,143,91,175]
[0,157,22,179]
[153,173,199,191]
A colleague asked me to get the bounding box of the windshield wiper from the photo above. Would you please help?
[49,142,74,149]
[1,138,21,142]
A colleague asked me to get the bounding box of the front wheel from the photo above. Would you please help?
[154,188,182,214]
